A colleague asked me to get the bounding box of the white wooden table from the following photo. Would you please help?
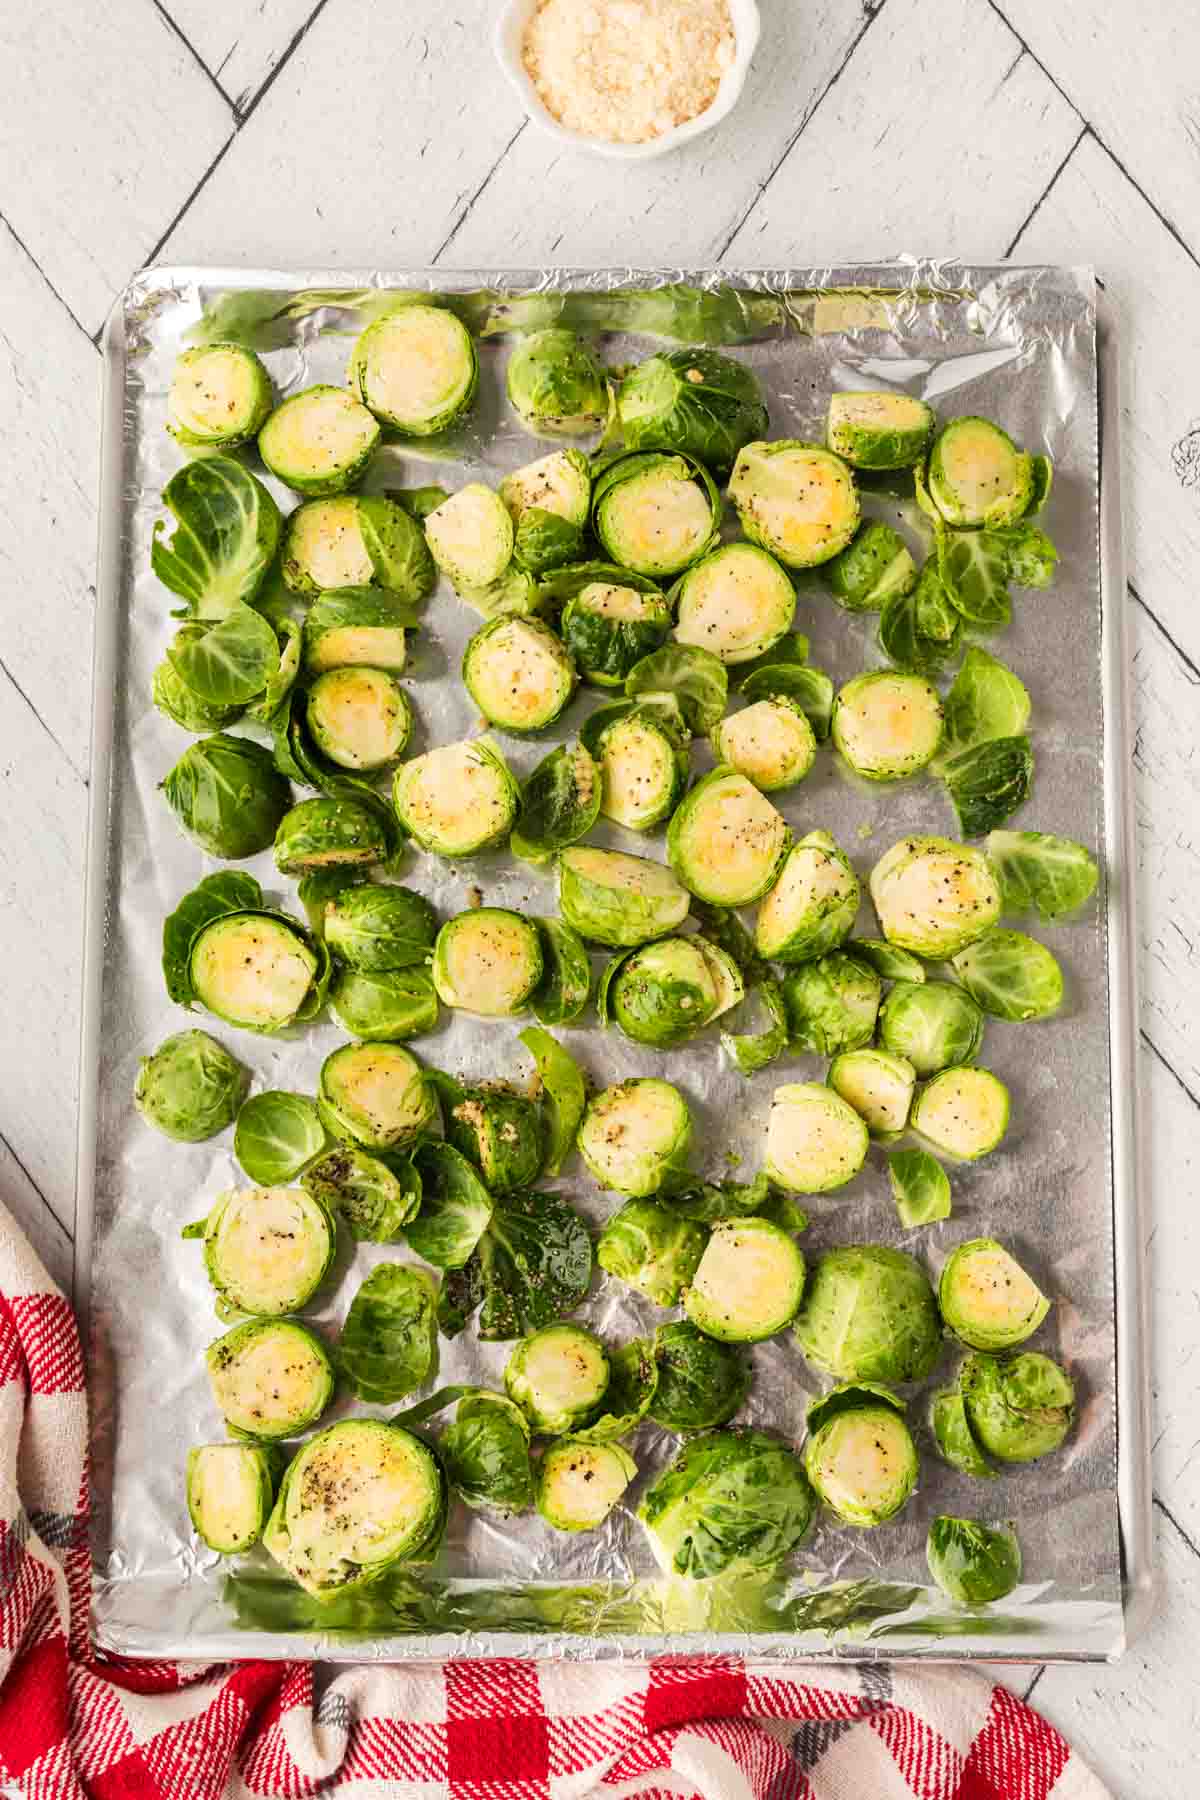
[2,0,1198,1786]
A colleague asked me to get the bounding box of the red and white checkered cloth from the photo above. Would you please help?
[0,1200,1110,1799]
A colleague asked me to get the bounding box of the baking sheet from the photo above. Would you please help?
[79,263,1150,1662]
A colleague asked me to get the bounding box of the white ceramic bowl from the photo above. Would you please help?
[494,0,761,161]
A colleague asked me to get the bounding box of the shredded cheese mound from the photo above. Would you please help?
[523,0,736,145]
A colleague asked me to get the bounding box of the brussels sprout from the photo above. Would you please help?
[729,440,859,568]
[960,1350,1075,1463]
[302,586,418,675]
[263,1418,447,1596]
[926,417,1034,528]
[984,830,1099,922]
[741,663,835,741]
[500,450,590,574]
[640,1428,816,1579]
[162,732,291,859]
[720,976,790,1077]
[832,671,944,781]
[712,696,816,793]
[870,835,1001,959]
[929,1384,996,1479]
[952,929,1064,1021]
[304,668,412,772]
[940,1238,1049,1350]
[845,938,927,983]
[608,935,742,1049]
[764,1082,869,1194]
[527,918,594,1027]
[259,385,381,497]
[781,952,881,1057]
[558,846,690,948]
[792,1245,942,1383]
[518,1025,586,1175]
[349,305,477,434]
[184,1184,334,1319]
[187,912,323,1034]
[234,1091,327,1184]
[302,1144,420,1242]
[878,559,962,675]
[592,453,721,578]
[439,1188,593,1341]
[911,1067,1010,1161]
[394,738,518,856]
[888,1148,951,1229]
[685,1217,806,1343]
[134,1029,247,1142]
[274,795,389,874]
[186,1442,281,1553]
[558,571,672,688]
[152,456,282,620]
[927,1516,1021,1604]
[828,1047,916,1138]
[446,1084,544,1193]
[511,741,602,867]
[206,1317,335,1440]
[940,736,1034,839]
[668,768,789,908]
[618,347,768,473]
[804,1390,918,1527]
[153,628,246,734]
[339,1263,439,1405]
[596,1198,708,1306]
[318,1042,437,1151]
[505,1323,610,1434]
[283,495,436,603]
[877,979,985,1076]
[827,521,918,612]
[506,328,608,436]
[331,966,439,1041]
[323,884,437,972]
[594,705,689,832]
[406,1141,495,1269]
[578,1077,692,1198]
[649,1321,750,1433]
[756,830,859,963]
[537,1441,637,1532]
[442,1392,534,1513]
[424,482,515,593]
[826,391,935,471]
[672,543,796,665]
[941,647,1031,759]
[462,615,576,734]
[625,641,729,734]
[432,908,543,1017]
[571,1337,658,1443]
[168,342,273,448]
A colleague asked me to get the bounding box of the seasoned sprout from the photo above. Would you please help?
[926,417,1034,528]
[283,495,435,602]
[432,908,544,1016]
[940,1238,1049,1350]
[442,1392,534,1513]
[578,1077,692,1197]
[462,615,576,734]
[349,305,477,435]
[512,741,601,866]
[324,884,437,972]
[618,347,768,472]
[927,1516,1021,1604]
[557,1332,651,1438]
[911,1067,1010,1161]
[781,952,881,1057]
[446,1084,544,1193]
[501,449,590,573]
[206,1317,334,1441]
[826,391,935,470]
[528,919,593,1028]
[960,1350,1075,1464]
[558,571,672,688]
[274,796,390,875]
[505,1323,610,1434]
[792,1244,942,1383]
[827,1047,916,1138]
[595,704,689,831]
[424,483,515,592]
[596,1198,708,1305]
[558,845,690,948]
[755,830,859,963]
[185,1185,334,1318]
[302,587,416,675]
[330,967,439,1041]
[888,1148,952,1229]
[832,671,943,781]
[608,935,742,1049]
[393,738,520,857]
[162,732,291,860]
[649,1321,751,1432]
[712,696,816,792]
[152,456,282,621]
[506,328,608,436]
[929,1384,996,1480]
[668,768,790,908]
[828,521,918,612]
[168,343,273,449]
[234,1091,327,1184]
[941,646,1031,757]
[984,829,1099,922]
[805,1387,918,1526]
[318,1042,437,1151]
[952,930,1064,1021]
[939,736,1034,839]
[729,439,859,568]
[339,1263,439,1404]
[869,835,1001,959]
[673,543,796,665]
[186,1442,281,1553]
[537,1441,637,1532]
[685,1217,806,1343]
[304,667,412,771]
[302,1144,420,1242]
[640,1428,816,1579]
[592,453,721,578]
[134,1029,247,1142]
[259,385,381,497]
[877,979,985,1077]
[187,912,322,1034]
[764,1082,869,1194]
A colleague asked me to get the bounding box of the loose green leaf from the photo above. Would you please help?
[1000,522,1057,590]
[511,742,602,866]
[571,1339,658,1444]
[887,1148,951,1228]
[952,929,1064,1021]
[246,617,302,723]
[940,735,1034,837]
[940,647,1031,758]
[739,663,834,739]
[302,1145,420,1242]
[530,918,593,1026]
[167,602,282,705]
[338,1264,439,1404]
[720,978,789,1076]
[151,456,282,619]
[440,1190,593,1342]
[406,1143,495,1269]
[844,939,927,983]
[235,1092,328,1184]
[878,563,962,675]
[939,532,1012,630]
[625,642,728,734]
[442,1392,534,1511]
[520,1026,587,1176]
[984,830,1099,921]
[162,872,263,1005]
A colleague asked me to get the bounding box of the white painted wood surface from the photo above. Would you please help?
[2,0,1199,1787]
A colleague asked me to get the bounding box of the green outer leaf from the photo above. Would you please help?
[520,1026,587,1176]
[338,1264,439,1405]
[151,456,282,619]
[388,485,450,522]
[162,872,263,1005]
[720,978,789,1076]
[442,1393,534,1511]
[887,1148,952,1228]
[571,1338,658,1444]
[939,736,1034,837]
[161,733,292,860]
[530,918,593,1026]
[1000,521,1057,590]
[296,868,370,938]
[625,642,728,734]
[844,939,927,983]
[477,1190,593,1340]
[952,929,1064,1021]
[247,617,302,724]
[926,1516,1021,1604]
[878,566,961,676]
[235,1091,328,1184]
[511,742,602,866]
[739,663,834,739]
[406,1143,495,1269]
[167,602,282,705]
[940,647,1031,758]
[596,950,629,1027]
[984,830,1099,921]
[929,1385,996,1479]
[939,532,1012,629]
[618,347,768,474]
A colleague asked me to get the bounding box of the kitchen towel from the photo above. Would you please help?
[0,1200,1109,1799]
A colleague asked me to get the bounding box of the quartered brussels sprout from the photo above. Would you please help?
[274,795,390,874]
[618,347,768,473]
[537,1441,637,1532]
[393,738,520,856]
[940,1238,1049,1350]
[668,768,790,907]
[649,1321,751,1433]
[302,1143,420,1242]
[162,732,292,859]
[349,304,478,435]
[512,741,601,866]
[828,521,917,614]
[952,929,1064,1021]
[764,1082,869,1194]
[911,1066,1010,1160]
[640,1428,816,1580]
[888,1147,952,1229]
[607,935,742,1049]
[186,1442,281,1553]
[984,829,1099,922]
[462,615,576,734]
[877,982,982,1080]
[432,908,544,1016]
[152,456,282,621]
[593,703,690,831]
[339,1263,439,1404]
[929,1383,996,1479]
[153,628,246,734]
[828,1047,916,1138]
[283,495,436,602]
[206,1317,335,1441]
[302,587,417,675]
[596,1198,708,1306]
[729,439,859,569]
[781,952,881,1057]
[673,543,796,665]
[959,1350,1075,1464]
[134,1029,247,1142]
[500,449,590,574]
[318,1042,437,1151]
[792,1244,942,1383]
[187,910,324,1034]
[424,483,515,591]
[685,1217,806,1344]
[506,328,608,436]
[755,829,859,963]
[557,845,690,948]
[869,835,1001,959]
[804,1385,918,1527]
[263,1418,447,1596]
[304,666,413,771]
[505,1323,610,1434]
[234,1091,327,1185]
[592,453,721,578]
[184,1185,334,1319]
[441,1392,534,1513]
[826,391,935,471]
[259,385,381,497]
[446,1083,544,1193]
[168,343,273,449]
[578,1077,692,1197]
[832,671,944,781]
[927,1516,1021,1604]
[939,735,1034,839]
[323,883,437,971]
[926,417,1035,528]
[557,569,672,688]
[331,966,439,1041]
[711,696,816,792]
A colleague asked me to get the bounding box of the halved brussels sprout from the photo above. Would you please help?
[845,938,927,983]
[870,835,1001,959]
[952,929,1064,1021]
[263,1418,447,1596]
[506,328,607,436]
[432,908,543,1016]
[189,912,321,1034]
[828,521,918,614]
[393,738,519,856]
[960,1350,1075,1463]
[339,1263,439,1404]
[274,795,389,874]
[832,671,944,781]
[927,417,1034,528]
[442,1392,534,1513]
[505,1323,610,1434]
[984,829,1099,923]
[929,1383,996,1479]
[578,1077,692,1197]
[741,664,835,743]
[668,767,790,908]
[911,1067,1010,1160]
[877,979,985,1076]
[305,667,412,771]
[234,1091,327,1185]
[764,1082,869,1194]
[685,1217,806,1343]
[595,704,689,831]
[168,343,273,448]
[940,1238,1049,1350]
[826,391,935,471]
[889,1148,952,1229]
[712,696,816,793]
[302,586,417,675]
[649,1321,750,1432]
[185,1185,334,1318]
[755,829,859,963]
[570,1337,658,1442]
[927,1516,1021,1604]
[302,1143,420,1242]
[537,1441,637,1532]
[206,1317,334,1440]
[284,495,436,602]
[558,571,672,688]
[324,884,437,971]
[162,732,292,860]
[618,347,768,473]
[792,1244,942,1383]
[462,615,576,734]
[330,967,439,1041]
[640,1428,816,1579]
[318,1042,437,1151]
[152,456,282,621]
[134,1029,247,1142]
[446,1084,544,1193]
[608,935,743,1049]
[259,385,381,497]
[592,453,721,578]
[424,483,515,591]
[596,1198,708,1306]
[512,741,602,867]
[528,918,593,1027]
[558,845,690,948]
[729,440,859,569]
[349,305,477,434]
[672,543,796,666]
[781,952,881,1057]
[805,1391,918,1526]
[186,1442,281,1552]
[827,1047,916,1138]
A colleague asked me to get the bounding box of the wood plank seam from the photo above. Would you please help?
[0,623,91,786]
[0,1127,72,1242]
[147,0,238,117]
[228,0,337,124]
[433,119,530,263]
[1141,1029,1200,1114]
[1003,123,1088,258]
[1130,584,1200,689]
[0,211,94,352]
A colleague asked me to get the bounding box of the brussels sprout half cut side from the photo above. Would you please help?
[927,1515,1022,1604]
[673,543,797,665]
[349,305,477,435]
[827,1047,916,1138]
[596,1198,708,1306]
[446,1084,544,1193]
[608,935,742,1049]
[304,668,413,772]
[432,908,543,1017]
[711,697,816,793]
[134,1029,247,1142]
[505,1324,610,1434]
[828,521,918,613]
[869,835,1001,960]
[792,1244,942,1384]
[926,417,1034,528]
[506,328,608,437]
[729,439,859,569]
[877,979,985,1077]
[617,347,768,473]
[186,1442,281,1552]
[805,1397,918,1527]
[684,1217,806,1344]
[639,1428,816,1580]
[537,1441,637,1532]
[832,671,944,782]
[185,1184,335,1319]
[765,1082,869,1194]
[668,767,790,908]
[826,391,935,471]
[284,496,436,602]
[595,705,689,832]
[960,1351,1075,1464]
[206,1318,335,1441]
[940,1238,1049,1350]
[755,830,860,963]
[911,1067,1010,1161]
[781,953,881,1058]
[259,385,381,497]
[952,929,1064,1022]
[559,575,672,689]
[318,1042,437,1151]
[274,796,390,875]
[557,846,690,948]
[649,1321,751,1432]
[393,739,519,857]
[169,344,273,449]
[578,1077,692,1198]
[462,616,576,734]
[424,483,515,592]
[189,913,320,1034]
[592,453,721,579]
[162,732,292,860]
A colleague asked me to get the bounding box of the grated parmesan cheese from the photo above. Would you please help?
[522,0,736,145]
